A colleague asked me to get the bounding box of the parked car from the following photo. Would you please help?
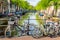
[15,11,22,16]
[0,13,7,18]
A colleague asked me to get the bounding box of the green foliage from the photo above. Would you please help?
[35,0,51,10]
[18,13,30,25]
[19,1,30,9]
[35,0,60,10]
[11,0,16,4]
[11,0,31,9]
[36,14,44,25]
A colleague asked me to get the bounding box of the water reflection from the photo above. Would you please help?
[23,13,39,26]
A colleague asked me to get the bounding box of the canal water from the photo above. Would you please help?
[23,13,39,26]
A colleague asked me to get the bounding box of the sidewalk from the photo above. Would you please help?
[0,36,60,40]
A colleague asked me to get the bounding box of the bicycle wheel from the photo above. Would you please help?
[32,28,43,38]
[17,31,22,37]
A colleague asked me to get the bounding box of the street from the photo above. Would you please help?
[0,36,60,40]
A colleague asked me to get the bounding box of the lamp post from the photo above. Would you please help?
[7,0,10,14]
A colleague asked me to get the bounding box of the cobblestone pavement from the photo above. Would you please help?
[0,36,60,40]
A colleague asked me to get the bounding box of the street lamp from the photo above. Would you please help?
[7,0,10,14]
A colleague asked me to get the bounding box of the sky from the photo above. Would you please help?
[26,0,40,6]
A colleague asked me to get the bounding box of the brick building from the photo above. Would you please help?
[0,0,8,13]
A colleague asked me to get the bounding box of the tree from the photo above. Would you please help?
[19,1,30,9]
[11,0,30,10]
[36,0,60,16]
[35,0,51,10]
[52,0,60,16]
